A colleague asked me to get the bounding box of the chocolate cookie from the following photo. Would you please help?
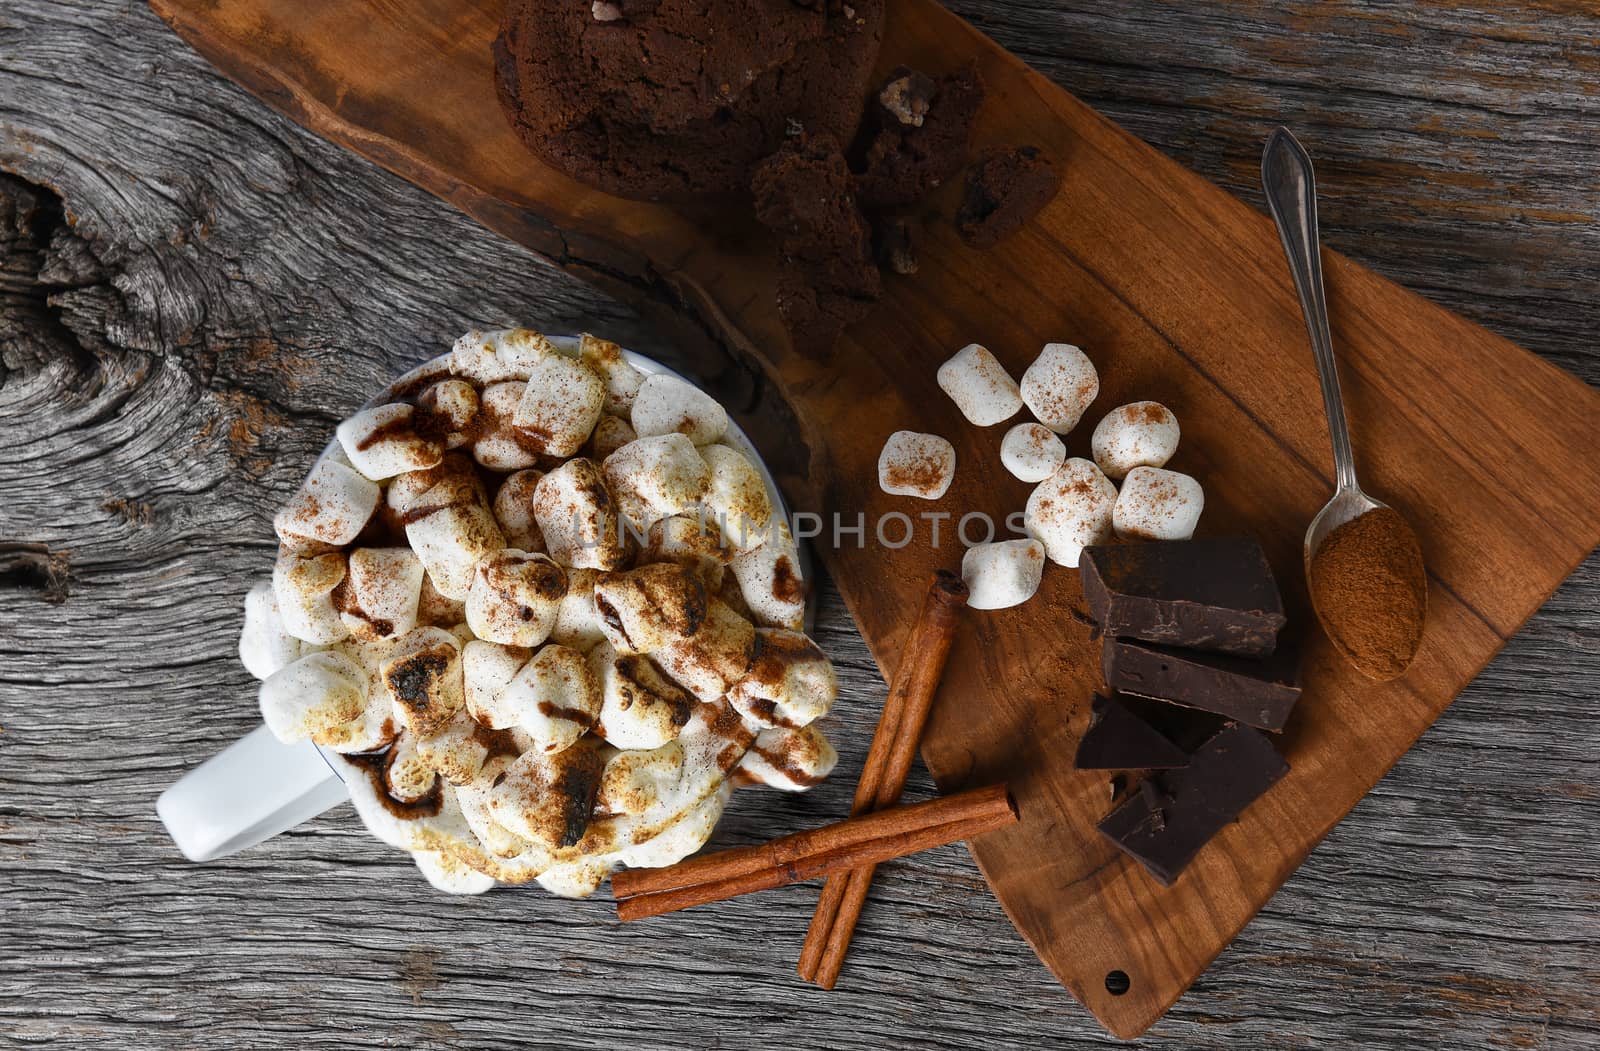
[853,64,986,210]
[494,0,885,202]
[955,145,1061,249]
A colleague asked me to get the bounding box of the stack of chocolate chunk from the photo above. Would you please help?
[1074,538,1299,885]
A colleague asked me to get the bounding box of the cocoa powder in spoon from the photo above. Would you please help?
[1309,507,1427,680]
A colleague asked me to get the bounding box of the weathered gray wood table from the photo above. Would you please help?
[1,2,1595,1046]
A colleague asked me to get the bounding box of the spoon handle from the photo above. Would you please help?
[1262,127,1359,494]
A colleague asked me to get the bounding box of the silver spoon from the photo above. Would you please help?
[1261,127,1389,578]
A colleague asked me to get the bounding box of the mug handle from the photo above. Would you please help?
[157,724,349,862]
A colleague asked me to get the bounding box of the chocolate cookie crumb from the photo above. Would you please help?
[874,217,918,275]
[956,144,1060,249]
[854,63,986,210]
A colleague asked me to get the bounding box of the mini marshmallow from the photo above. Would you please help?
[336,403,444,480]
[383,732,440,803]
[494,644,600,753]
[1020,343,1099,435]
[603,434,709,532]
[491,470,545,551]
[727,630,837,729]
[451,328,558,385]
[239,580,306,680]
[736,725,837,791]
[413,850,496,895]
[416,709,492,786]
[643,514,732,592]
[728,523,806,631]
[1000,422,1067,483]
[596,740,687,817]
[579,333,645,417]
[878,430,955,499]
[259,650,368,744]
[549,567,607,651]
[937,343,1023,426]
[395,456,506,600]
[1091,401,1181,480]
[589,643,696,750]
[593,563,709,654]
[340,547,425,641]
[465,550,567,647]
[532,458,629,570]
[960,538,1047,610]
[513,352,605,458]
[415,572,466,628]
[1024,457,1117,568]
[588,415,637,460]
[489,742,607,849]
[415,379,479,449]
[653,598,756,702]
[273,457,380,547]
[272,551,350,645]
[631,373,729,446]
[462,639,532,725]
[699,445,773,551]
[471,382,542,471]
[382,626,465,737]
[1113,466,1204,541]
[456,755,532,858]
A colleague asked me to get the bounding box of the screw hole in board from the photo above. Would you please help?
[1105,970,1131,996]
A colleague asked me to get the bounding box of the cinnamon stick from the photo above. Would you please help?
[614,784,1016,922]
[797,570,969,983]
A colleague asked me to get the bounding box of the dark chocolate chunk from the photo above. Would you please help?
[1075,694,1189,770]
[1080,538,1287,657]
[1102,638,1302,732]
[955,144,1060,249]
[1097,723,1288,885]
[853,64,985,210]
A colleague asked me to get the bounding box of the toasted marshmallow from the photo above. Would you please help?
[579,333,645,417]
[937,343,1023,426]
[1091,401,1180,480]
[415,379,479,449]
[878,430,955,499]
[961,538,1047,610]
[382,626,465,737]
[240,580,306,680]
[589,643,696,749]
[588,415,637,460]
[413,850,496,895]
[1020,343,1099,435]
[274,458,380,547]
[471,382,542,471]
[272,551,350,645]
[727,630,836,729]
[415,572,467,627]
[383,732,440,803]
[513,352,605,458]
[465,550,567,647]
[736,725,837,791]
[456,755,531,858]
[494,644,600,753]
[549,567,607,652]
[336,403,444,480]
[532,458,630,571]
[462,639,532,724]
[643,514,732,592]
[416,709,493,786]
[489,742,606,849]
[603,434,709,532]
[1113,466,1204,541]
[395,456,506,600]
[728,524,806,631]
[597,740,686,817]
[593,563,709,654]
[259,650,368,744]
[654,598,756,702]
[630,373,728,446]
[1000,422,1067,483]
[491,469,545,551]
[451,327,558,385]
[699,445,773,551]
[339,547,425,641]
[1024,457,1117,567]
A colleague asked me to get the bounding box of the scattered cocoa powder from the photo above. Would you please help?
[1309,507,1427,681]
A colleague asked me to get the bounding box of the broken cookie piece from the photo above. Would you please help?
[854,64,986,210]
[956,145,1061,249]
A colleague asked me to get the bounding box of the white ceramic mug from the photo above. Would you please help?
[157,339,807,863]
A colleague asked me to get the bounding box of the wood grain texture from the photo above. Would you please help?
[1,0,1596,1047]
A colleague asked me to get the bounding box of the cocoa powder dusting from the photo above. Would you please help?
[1309,507,1427,681]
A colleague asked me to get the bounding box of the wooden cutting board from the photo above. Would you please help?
[149,0,1600,1038]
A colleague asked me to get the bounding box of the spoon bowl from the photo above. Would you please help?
[1303,485,1386,583]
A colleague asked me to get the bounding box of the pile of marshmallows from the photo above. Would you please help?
[877,343,1202,609]
[243,329,840,896]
